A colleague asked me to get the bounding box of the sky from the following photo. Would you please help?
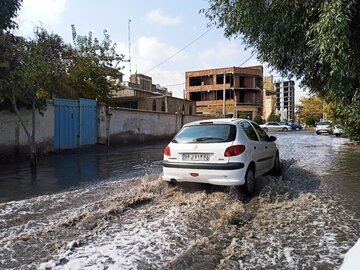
[15,0,308,103]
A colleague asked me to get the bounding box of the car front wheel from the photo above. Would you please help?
[263,127,268,132]
[282,127,288,132]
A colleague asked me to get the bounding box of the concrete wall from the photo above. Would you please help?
[106,107,210,144]
[0,104,54,159]
[0,102,210,158]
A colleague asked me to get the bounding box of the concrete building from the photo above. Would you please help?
[185,66,263,119]
[262,76,277,121]
[112,73,196,115]
[275,80,295,121]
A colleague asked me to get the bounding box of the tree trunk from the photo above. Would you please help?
[30,98,37,166]
[10,91,37,166]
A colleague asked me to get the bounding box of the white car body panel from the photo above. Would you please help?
[163,118,279,187]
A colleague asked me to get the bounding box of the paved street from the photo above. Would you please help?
[0,131,359,269]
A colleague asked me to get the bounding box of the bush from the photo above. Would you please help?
[267,114,280,122]
[238,114,249,119]
[305,117,316,126]
[254,115,263,124]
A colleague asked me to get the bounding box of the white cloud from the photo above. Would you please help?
[16,0,67,36]
[146,9,182,26]
[116,38,185,98]
[199,42,242,60]
[137,36,186,62]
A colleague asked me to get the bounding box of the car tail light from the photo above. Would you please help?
[224,145,245,157]
[164,146,171,156]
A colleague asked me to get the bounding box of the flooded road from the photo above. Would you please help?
[0,131,359,269]
[0,140,168,203]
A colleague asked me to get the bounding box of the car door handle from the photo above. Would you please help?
[265,146,268,149]
[254,146,256,149]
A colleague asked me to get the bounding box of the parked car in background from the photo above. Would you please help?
[333,125,343,137]
[280,121,303,131]
[162,118,281,197]
[315,121,332,135]
[260,122,292,132]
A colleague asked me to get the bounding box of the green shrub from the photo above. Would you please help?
[267,114,280,122]
[254,115,263,124]
[305,117,316,126]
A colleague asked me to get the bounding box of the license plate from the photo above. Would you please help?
[182,153,210,161]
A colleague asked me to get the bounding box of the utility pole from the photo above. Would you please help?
[280,78,284,121]
[223,72,226,117]
[128,19,132,76]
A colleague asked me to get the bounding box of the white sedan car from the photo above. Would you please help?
[260,122,292,132]
[162,118,281,197]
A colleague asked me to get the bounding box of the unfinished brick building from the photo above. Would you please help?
[185,66,263,119]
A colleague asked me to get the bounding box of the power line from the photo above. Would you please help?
[144,25,216,75]
[238,52,256,67]
[164,82,185,87]
[164,53,257,88]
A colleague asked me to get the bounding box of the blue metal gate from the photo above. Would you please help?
[54,98,98,150]
[80,98,98,145]
[54,98,79,150]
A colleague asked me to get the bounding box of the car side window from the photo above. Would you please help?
[252,122,271,142]
[240,121,259,141]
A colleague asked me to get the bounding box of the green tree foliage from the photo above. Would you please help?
[305,117,316,127]
[0,0,22,31]
[298,96,324,123]
[0,29,70,164]
[204,0,360,140]
[66,25,125,102]
[0,25,126,163]
[267,114,280,122]
[253,115,263,124]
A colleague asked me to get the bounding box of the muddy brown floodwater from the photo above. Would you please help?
[0,131,359,269]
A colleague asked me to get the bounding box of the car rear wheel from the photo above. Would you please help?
[282,127,288,132]
[243,166,255,197]
[271,152,281,176]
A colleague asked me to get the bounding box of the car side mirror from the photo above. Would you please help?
[269,136,277,142]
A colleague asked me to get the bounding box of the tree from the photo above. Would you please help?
[0,0,22,31]
[0,29,70,165]
[305,117,316,127]
[298,96,324,123]
[254,115,263,124]
[267,114,280,122]
[66,25,125,103]
[204,0,360,140]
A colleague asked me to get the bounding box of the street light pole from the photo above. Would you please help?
[223,72,226,117]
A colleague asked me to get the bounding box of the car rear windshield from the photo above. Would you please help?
[172,124,236,143]
[317,121,330,125]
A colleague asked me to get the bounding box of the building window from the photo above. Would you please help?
[240,77,245,87]
[161,101,165,111]
[189,105,192,115]
[190,92,201,101]
[152,100,157,111]
[203,75,213,85]
[189,76,202,86]
[216,74,224,84]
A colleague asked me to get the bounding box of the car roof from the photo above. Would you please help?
[183,118,248,127]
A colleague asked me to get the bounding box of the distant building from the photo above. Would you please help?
[185,66,263,119]
[275,80,295,121]
[262,76,277,121]
[112,73,195,115]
